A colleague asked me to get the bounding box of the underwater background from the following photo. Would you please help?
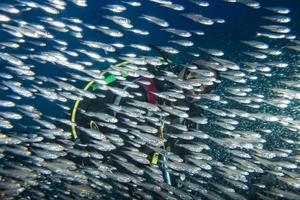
[0,0,300,199]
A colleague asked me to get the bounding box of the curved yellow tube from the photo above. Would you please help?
[70,58,171,139]
[71,61,129,139]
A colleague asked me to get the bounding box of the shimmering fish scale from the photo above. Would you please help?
[0,0,299,200]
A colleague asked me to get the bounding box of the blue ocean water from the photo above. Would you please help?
[5,0,297,134]
[2,2,294,109]
[0,0,300,199]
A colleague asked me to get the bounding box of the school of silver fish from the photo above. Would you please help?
[0,0,299,199]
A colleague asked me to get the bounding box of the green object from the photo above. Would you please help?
[105,75,116,84]
[92,72,129,91]
[91,56,172,91]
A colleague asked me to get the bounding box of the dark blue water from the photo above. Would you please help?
[1,0,300,199]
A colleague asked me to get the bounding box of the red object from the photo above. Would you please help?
[141,78,158,104]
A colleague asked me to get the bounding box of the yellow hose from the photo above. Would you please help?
[70,58,170,139]
[71,61,129,139]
